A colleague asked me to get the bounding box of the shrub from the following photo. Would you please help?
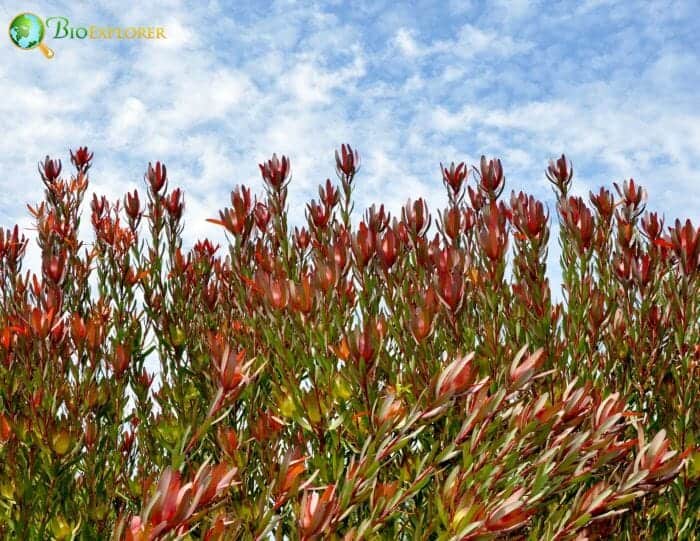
[0,146,697,539]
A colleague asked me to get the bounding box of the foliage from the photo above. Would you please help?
[0,145,698,539]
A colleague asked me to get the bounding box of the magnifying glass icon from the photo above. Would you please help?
[9,13,55,59]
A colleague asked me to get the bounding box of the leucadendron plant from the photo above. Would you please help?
[0,145,698,540]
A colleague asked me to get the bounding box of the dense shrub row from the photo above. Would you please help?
[0,145,698,539]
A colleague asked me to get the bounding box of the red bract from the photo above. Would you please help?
[509,346,546,387]
[307,200,331,228]
[124,190,141,221]
[346,323,379,366]
[112,343,131,378]
[319,178,339,208]
[253,201,270,230]
[217,426,238,457]
[70,146,94,171]
[335,143,359,177]
[164,188,184,220]
[436,353,487,398]
[669,219,700,275]
[0,414,11,442]
[641,211,663,241]
[207,207,246,236]
[478,203,509,261]
[231,185,252,215]
[402,198,430,237]
[259,153,290,191]
[441,161,467,194]
[546,153,573,194]
[294,226,311,250]
[146,161,167,193]
[352,222,376,268]
[510,192,548,240]
[43,250,67,285]
[614,178,647,216]
[215,344,252,395]
[559,196,594,252]
[477,155,505,199]
[38,155,62,183]
[377,227,399,269]
[299,485,337,540]
[0,225,28,266]
[485,488,532,533]
[590,187,615,222]
[443,206,462,241]
[126,464,237,540]
[289,274,314,314]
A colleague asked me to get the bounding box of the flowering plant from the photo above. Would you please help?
[0,146,697,539]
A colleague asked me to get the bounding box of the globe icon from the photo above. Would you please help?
[8,13,54,58]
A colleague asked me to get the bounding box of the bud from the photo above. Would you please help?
[38,155,62,183]
[546,154,573,195]
[253,202,270,231]
[52,428,72,456]
[124,189,141,221]
[165,188,184,220]
[335,143,359,177]
[146,161,167,193]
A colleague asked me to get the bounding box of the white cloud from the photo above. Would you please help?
[0,0,698,289]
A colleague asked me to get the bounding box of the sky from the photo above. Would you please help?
[1,0,699,292]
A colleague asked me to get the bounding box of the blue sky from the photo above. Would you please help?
[1,0,699,289]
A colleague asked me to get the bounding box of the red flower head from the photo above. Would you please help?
[124,190,141,221]
[559,196,594,253]
[43,249,67,285]
[478,203,509,261]
[510,192,548,240]
[146,161,167,193]
[253,201,270,231]
[409,289,437,343]
[112,343,131,378]
[352,222,376,269]
[231,185,252,216]
[546,154,573,195]
[377,226,399,269]
[165,188,184,220]
[477,155,505,199]
[335,143,359,177]
[614,178,647,217]
[214,344,253,395]
[346,322,379,366]
[70,146,94,172]
[443,206,462,241]
[435,352,487,398]
[319,178,339,208]
[259,153,290,191]
[38,155,62,183]
[294,227,311,251]
[589,187,615,223]
[441,161,467,194]
[402,198,430,237]
[669,219,700,275]
[641,212,663,241]
[307,200,331,229]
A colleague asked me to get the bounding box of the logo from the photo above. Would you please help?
[8,12,54,58]
[9,13,167,59]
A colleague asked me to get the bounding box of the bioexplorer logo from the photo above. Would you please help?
[8,12,167,59]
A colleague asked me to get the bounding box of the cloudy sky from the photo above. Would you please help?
[1,0,699,290]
